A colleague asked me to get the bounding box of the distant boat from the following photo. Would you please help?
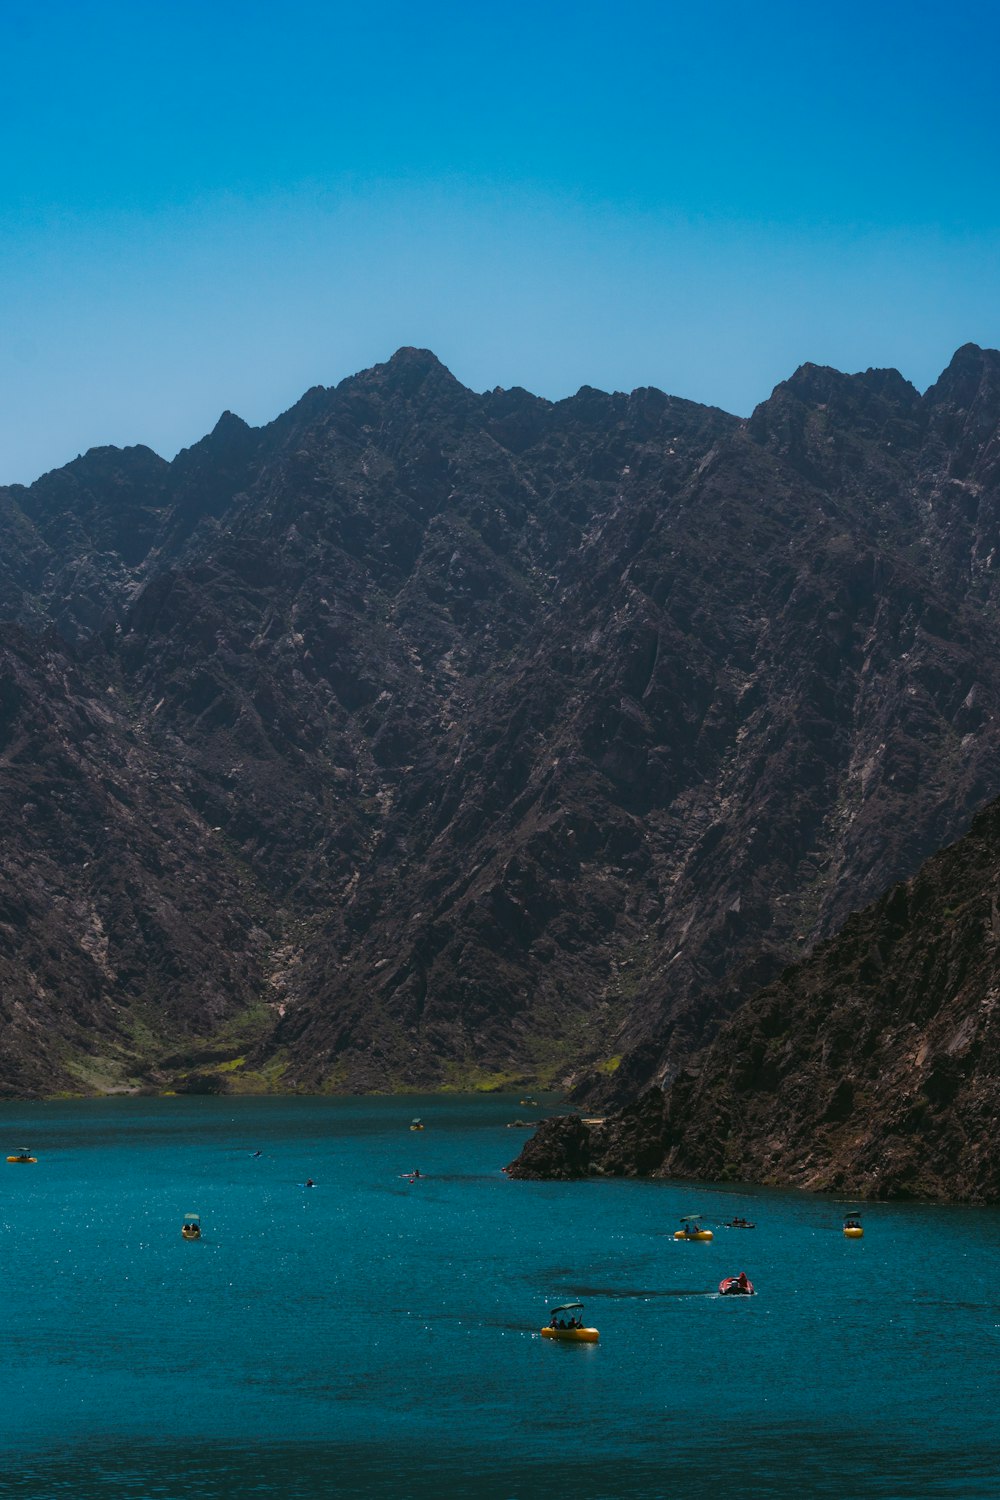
[843,1213,864,1239]
[719,1273,755,1296]
[674,1214,713,1241]
[6,1147,36,1164]
[410,1118,424,1131]
[181,1213,202,1240]
[541,1301,599,1343]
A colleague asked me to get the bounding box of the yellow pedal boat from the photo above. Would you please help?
[410,1118,425,1131]
[541,1302,599,1342]
[7,1149,36,1163]
[181,1212,202,1240]
[675,1215,713,1241]
[843,1215,864,1238]
[671,1218,710,1242]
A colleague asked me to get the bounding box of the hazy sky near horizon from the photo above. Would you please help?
[2,0,999,485]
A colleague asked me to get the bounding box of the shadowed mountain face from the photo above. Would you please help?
[3,344,1000,1098]
[507,791,1000,1203]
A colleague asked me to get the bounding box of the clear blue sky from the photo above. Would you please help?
[2,0,999,484]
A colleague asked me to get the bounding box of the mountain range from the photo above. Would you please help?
[2,343,1000,1114]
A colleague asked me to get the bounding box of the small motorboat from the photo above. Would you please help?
[719,1273,755,1296]
[181,1213,202,1240]
[409,1118,424,1132]
[541,1301,599,1343]
[674,1215,713,1241]
[6,1148,36,1163]
[843,1213,863,1238]
[725,1217,756,1229]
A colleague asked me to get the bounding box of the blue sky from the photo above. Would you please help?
[1,0,999,484]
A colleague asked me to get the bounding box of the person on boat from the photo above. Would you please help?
[737,1272,750,1292]
[305,1178,315,1188]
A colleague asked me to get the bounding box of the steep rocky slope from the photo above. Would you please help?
[508,791,1000,1202]
[3,344,1000,1098]
[0,626,282,1096]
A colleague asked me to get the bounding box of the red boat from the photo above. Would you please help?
[719,1273,754,1296]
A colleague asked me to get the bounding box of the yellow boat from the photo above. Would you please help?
[181,1212,202,1241]
[674,1215,713,1241]
[541,1302,599,1342]
[843,1214,864,1238]
[410,1118,424,1132]
[7,1148,36,1163]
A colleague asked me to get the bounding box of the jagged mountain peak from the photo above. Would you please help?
[353,345,464,397]
[61,442,169,479]
[762,359,920,413]
[923,341,1000,410]
[211,409,252,438]
[383,344,451,373]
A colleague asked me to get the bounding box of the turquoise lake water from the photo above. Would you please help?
[0,1094,998,1498]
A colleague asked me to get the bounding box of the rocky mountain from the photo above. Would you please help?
[507,789,1000,1202]
[3,344,1000,1100]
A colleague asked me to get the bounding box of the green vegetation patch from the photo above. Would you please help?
[439,1062,536,1094]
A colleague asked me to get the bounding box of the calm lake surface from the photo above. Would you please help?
[0,1094,997,1498]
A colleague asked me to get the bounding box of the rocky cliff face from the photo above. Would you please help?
[507,790,1000,1202]
[3,345,1000,1099]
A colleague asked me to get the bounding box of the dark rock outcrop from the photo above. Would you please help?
[509,792,1000,1202]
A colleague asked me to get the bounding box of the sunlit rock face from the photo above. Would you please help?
[3,344,1000,1104]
